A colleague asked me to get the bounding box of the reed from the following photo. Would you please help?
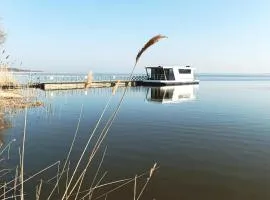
[0,27,5,45]
[135,34,167,65]
[62,34,165,199]
[0,34,166,199]
[0,46,17,88]
[0,65,17,88]
[85,71,93,88]
[19,107,27,200]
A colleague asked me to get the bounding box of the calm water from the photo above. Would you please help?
[1,76,270,199]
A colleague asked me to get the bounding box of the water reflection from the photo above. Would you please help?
[146,85,198,104]
[43,87,146,98]
[0,114,11,147]
[44,89,89,98]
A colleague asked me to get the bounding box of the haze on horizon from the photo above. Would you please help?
[0,0,269,74]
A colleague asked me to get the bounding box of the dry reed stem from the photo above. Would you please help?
[74,171,86,200]
[0,161,60,198]
[59,34,160,196]
[67,127,111,195]
[3,182,6,200]
[76,171,109,200]
[87,171,108,199]
[0,139,16,156]
[42,163,71,199]
[57,162,60,194]
[75,147,107,200]
[74,147,107,200]
[7,145,10,159]
[0,171,9,179]
[68,115,117,197]
[66,127,109,199]
[0,169,10,174]
[3,195,24,200]
[96,164,159,200]
[89,147,107,191]
[78,167,157,200]
[65,162,70,200]
[92,170,150,200]
[19,107,27,200]
[65,169,87,199]
[65,170,88,200]
[60,94,113,200]
[136,163,157,200]
[67,34,166,199]
[83,67,139,176]
[45,169,67,184]
[14,166,18,200]
[35,179,43,200]
[47,105,84,200]
[134,175,137,200]
[112,80,120,95]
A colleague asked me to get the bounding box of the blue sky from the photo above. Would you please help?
[0,0,269,73]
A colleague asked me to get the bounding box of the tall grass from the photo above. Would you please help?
[0,65,17,88]
[1,27,17,88]
[0,34,166,199]
[0,47,42,111]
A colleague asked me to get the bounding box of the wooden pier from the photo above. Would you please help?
[39,80,143,90]
[1,73,146,90]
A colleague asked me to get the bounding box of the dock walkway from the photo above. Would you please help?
[1,73,147,90]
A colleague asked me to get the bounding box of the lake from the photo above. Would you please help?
[1,75,270,200]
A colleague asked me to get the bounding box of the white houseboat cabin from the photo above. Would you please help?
[142,65,199,86]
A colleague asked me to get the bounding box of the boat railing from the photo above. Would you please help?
[149,74,166,80]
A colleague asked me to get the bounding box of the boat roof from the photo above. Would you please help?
[145,65,193,69]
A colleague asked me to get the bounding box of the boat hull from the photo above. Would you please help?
[142,80,199,86]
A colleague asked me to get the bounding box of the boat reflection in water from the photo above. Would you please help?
[146,85,198,104]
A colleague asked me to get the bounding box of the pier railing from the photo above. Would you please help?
[12,72,147,85]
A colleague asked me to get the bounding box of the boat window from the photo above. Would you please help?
[150,68,165,80]
[179,69,191,74]
[164,68,175,80]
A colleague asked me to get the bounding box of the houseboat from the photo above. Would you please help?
[142,65,199,86]
[146,85,198,104]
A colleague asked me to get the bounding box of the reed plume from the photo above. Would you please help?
[135,34,167,65]
[85,71,93,88]
[0,29,5,45]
